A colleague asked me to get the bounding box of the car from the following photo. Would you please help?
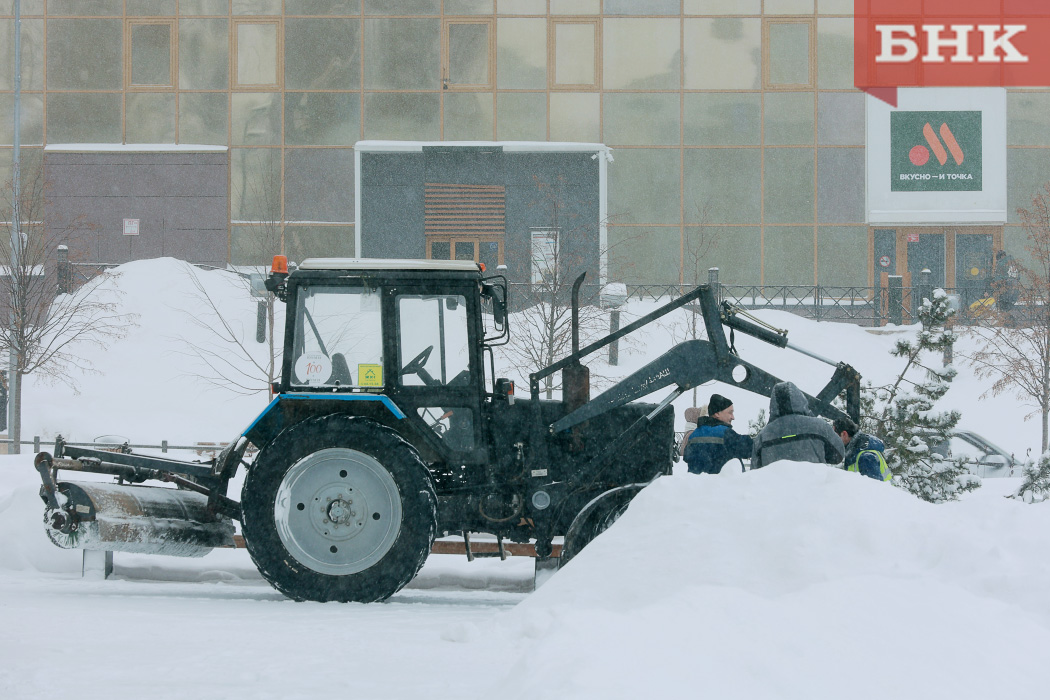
[932,430,1025,478]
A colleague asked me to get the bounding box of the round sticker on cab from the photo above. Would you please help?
[294,352,332,385]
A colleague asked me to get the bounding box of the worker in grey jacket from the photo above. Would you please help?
[751,381,845,469]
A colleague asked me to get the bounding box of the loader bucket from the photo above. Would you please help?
[44,481,236,557]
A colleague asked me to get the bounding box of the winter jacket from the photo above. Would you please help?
[684,416,754,475]
[751,382,844,469]
[844,432,892,481]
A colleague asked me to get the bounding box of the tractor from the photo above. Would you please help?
[34,257,861,602]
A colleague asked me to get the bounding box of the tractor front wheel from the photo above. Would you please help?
[241,415,436,602]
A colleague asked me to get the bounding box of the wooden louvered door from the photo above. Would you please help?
[424,183,505,269]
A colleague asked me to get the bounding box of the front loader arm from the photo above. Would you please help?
[550,339,859,434]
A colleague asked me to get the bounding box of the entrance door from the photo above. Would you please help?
[955,232,994,309]
[428,237,505,268]
[906,230,945,289]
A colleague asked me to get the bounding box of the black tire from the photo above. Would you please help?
[241,414,437,602]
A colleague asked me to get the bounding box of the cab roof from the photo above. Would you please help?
[296,258,481,273]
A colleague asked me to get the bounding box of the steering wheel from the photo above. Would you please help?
[401,345,434,378]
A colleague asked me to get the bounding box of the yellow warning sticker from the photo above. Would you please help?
[358,364,383,387]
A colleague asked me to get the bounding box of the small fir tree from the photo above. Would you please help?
[1010,453,1050,503]
[867,289,980,502]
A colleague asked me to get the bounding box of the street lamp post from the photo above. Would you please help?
[8,0,22,451]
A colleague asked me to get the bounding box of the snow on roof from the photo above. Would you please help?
[297,258,481,272]
[354,140,610,154]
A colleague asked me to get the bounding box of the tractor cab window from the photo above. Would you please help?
[396,294,471,387]
[291,285,384,389]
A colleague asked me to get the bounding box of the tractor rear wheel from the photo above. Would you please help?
[560,484,644,566]
[241,415,436,602]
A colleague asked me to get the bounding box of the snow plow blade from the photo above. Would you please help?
[41,481,236,557]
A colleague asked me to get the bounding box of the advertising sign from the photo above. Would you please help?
[890,111,982,192]
[854,0,1050,107]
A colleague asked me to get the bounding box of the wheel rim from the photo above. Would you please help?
[274,448,402,576]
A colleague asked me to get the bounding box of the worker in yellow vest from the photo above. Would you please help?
[832,417,892,482]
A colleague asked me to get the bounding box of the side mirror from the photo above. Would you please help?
[482,282,507,330]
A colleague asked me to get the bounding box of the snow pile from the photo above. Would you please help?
[478,465,1050,700]
[23,257,274,445]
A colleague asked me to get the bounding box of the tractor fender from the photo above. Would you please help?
[561,479,653,566]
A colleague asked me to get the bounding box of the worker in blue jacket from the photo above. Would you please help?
[833,416,892,482]
[683,394,754,475]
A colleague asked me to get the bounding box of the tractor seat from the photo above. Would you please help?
[330,353,353,386]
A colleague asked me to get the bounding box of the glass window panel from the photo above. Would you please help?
[49,0,121,15]
[766,0,814,13]
[818,0,852,13]
[287,226,355,262]
[497,0,545,13]
[130,23,173,87]
[817,92,864,145]
[179,92,228,145]
[684,0,760,13]
[1007,149,1050,224]
[46,93,122,143]
[444,93,494,140]
[1008,93,1050,146]
[817,18,852,90]
[683,18,761,90]
[496,18,545,89]
[604,93,680,146]
[604,0,678,13]
[231,148,281,221]
[553,22,596,87]
[286,93,359,145]
[608,226,680,285]
[233,0,281,14]
[47,19,122,90]
[684,149,761,224]
[817,148,863,223]
[767,21,811,87]
[816,226,866,286]
[764,93,814,145]
[126,93,175,143]
[551,0,599,13]
[364,0,438,14]
[180,19,229,89]
[603,18,680,91]
[231,225,283,266]
[447,0,494,12]
[684,93,760,146]
[180,0,229,14]
[1,19,44,90]
[456,241,477,261]
[448,22,491,87]
[236,23,279,86]
[285,149,355,223]
[286,19,360,89]
[0,0,44,13]
[609,148,680,225]
[763,226,814,286]
[430,241,451,259]
[128,1,176,14]
[363,93,441,140]
[365,19,441,89]
[686,226,762,285]
[549,92,599,141]
[496,93,547,140]
[232,93,280,145]
[0,94,43,145]
[286,1,361,14]
[764,148,814,224]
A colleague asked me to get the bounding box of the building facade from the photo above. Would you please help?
[2,0,1049,290]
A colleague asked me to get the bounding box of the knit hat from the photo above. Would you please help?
[708,394,733,416]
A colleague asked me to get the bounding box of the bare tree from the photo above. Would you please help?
[497,176,616,399]
[961,181,1050,452]
[0,167,133,452]
[176,157,283,399]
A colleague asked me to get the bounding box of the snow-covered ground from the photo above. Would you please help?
[2,258,1048,699]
